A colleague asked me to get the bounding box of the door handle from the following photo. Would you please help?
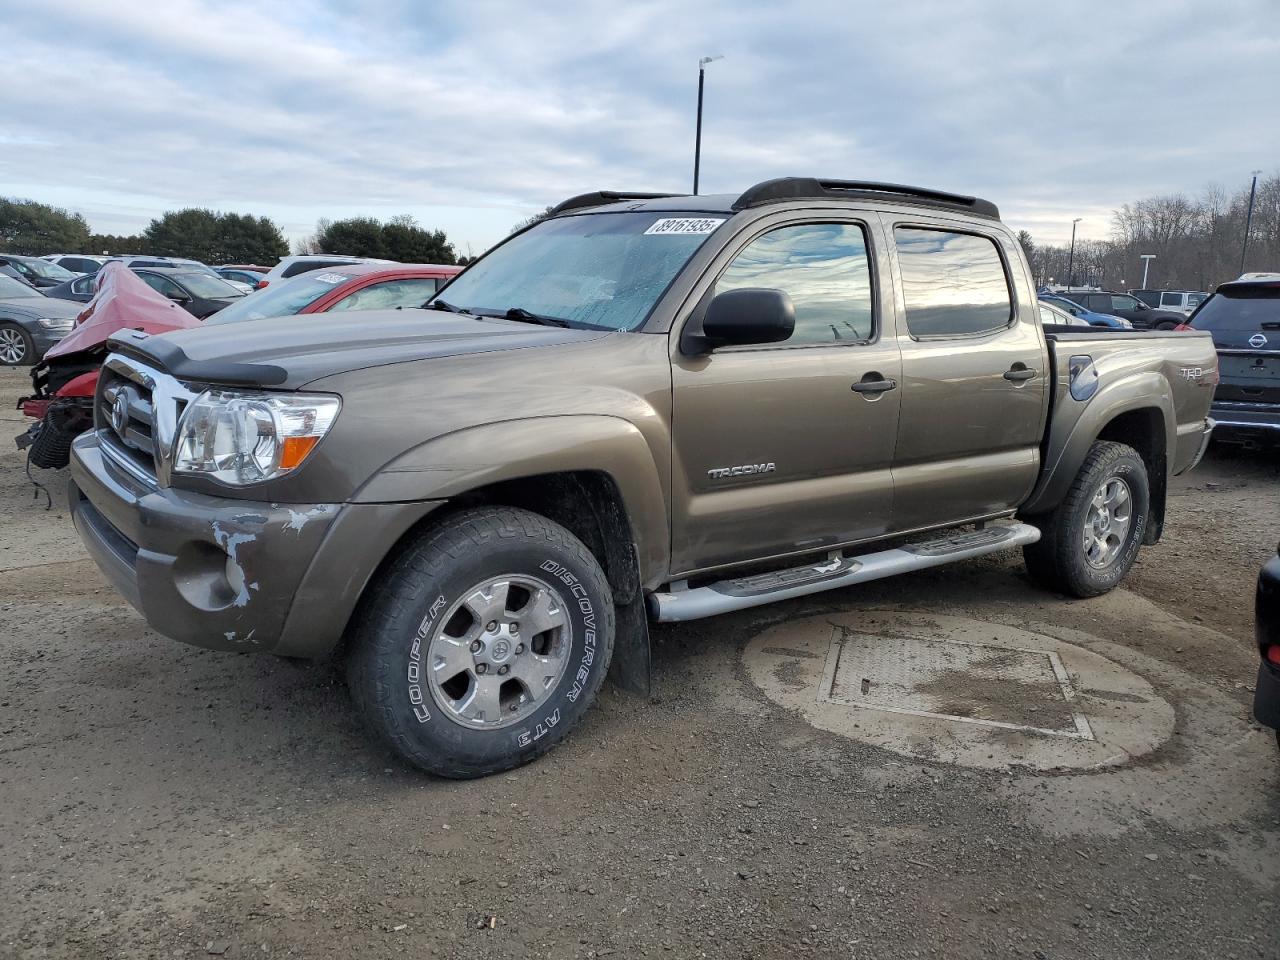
[1003,367,1037,382]
[851,377,898,395]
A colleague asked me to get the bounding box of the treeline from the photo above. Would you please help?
[1019,172,1279,291]
[294,215,457,264]
[1,198,459,266]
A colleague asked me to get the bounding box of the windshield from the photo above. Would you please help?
[172,272,245,299]
[0,275,36,298]
[203,271,349,324]
[14,258,76,281]
[431,211,728,330]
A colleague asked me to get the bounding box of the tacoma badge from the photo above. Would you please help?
[708,462,776,480]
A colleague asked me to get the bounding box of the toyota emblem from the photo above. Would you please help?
[110,389,130,434]
[1249,333,1268,348]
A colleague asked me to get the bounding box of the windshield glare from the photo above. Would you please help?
[203,271,349,324]
[173,272,245,299]
[432,211,727,330]
[18,258,76,280]
[0,275,35,298]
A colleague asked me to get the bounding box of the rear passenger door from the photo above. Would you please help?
[884,220,1046,532]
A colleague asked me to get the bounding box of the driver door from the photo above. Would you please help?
[669,216,901,575]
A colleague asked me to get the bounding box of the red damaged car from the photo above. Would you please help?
[16,263,199,469]
[202,262,461,326]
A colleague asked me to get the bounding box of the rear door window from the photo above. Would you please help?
[1160,292,1183,308]
[894,227,1011,337]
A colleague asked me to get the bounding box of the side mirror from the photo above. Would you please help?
[695,288,795,351]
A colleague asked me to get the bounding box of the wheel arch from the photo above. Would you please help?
[1022,373,1173,543]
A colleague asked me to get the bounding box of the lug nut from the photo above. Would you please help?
[486,621,497,632]
[498,665,509,675]
[514,644,524,655]
[470,640,482,653]
[510,622,519,634]
[476,663,488,675]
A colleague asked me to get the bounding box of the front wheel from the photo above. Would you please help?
[0,323,33,365]
[1023,440,1149,598]
[346,507,614,778]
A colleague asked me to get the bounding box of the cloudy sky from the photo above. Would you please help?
[3,0,1277,255]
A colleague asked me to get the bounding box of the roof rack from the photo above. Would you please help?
[732,178,1000,220]
[547,191,681,217]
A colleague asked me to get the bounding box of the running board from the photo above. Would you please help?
[649,522,1042,622]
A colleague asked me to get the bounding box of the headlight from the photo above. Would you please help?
[1117,318,1133,329]
[173,390,340,485]
[36,317,74,331]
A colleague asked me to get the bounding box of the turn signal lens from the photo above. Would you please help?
[280,435,321,470]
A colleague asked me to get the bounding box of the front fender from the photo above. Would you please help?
[1022,370,1174,515]
[353,415,670,585]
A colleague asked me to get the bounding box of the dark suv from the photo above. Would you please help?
[1063,290,1185,330]
[1188,274,1280,447]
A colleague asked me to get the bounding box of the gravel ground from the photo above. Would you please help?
[1,366,1277,960]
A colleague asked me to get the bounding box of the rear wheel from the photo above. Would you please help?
[0,323,33,365]
[1024,441,1149,598]
[346,507,614,778]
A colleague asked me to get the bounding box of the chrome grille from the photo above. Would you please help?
[96,356,198,487]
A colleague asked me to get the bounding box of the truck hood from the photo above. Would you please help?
[108,309,611,388]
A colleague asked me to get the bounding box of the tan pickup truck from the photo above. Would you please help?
[68,177,1217,777]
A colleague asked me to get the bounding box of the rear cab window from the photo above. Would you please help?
[893,227,1012,337]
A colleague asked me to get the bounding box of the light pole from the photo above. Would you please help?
[1240,169,1263,275]
[693,55,723,195]
[1066,218,1082,290]
[1140,254,1156,288]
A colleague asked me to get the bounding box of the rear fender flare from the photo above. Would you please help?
[1022,371,1174,516]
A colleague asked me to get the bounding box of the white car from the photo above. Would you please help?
[42,253,107,274]
[255,254,394,290]
[1154,290,1207,317]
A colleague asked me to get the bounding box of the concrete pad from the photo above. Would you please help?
[745,610,1175,771]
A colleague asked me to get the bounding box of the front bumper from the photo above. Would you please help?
[69,430,442,657]
[29,328,66,359]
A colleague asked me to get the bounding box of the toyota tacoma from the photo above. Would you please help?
[68,177,1218,778]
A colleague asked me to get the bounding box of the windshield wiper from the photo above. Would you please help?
[502,307,571,328]
[427,299,471,314]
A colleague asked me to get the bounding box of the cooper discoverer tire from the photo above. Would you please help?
[346,506,615,779]
[1023,440,1149,598]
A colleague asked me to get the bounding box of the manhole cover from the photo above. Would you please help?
[746,611,1174,771]
[823,630,1093,740]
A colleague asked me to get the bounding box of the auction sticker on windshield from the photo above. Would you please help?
[314,273,348,284]
[644,217,726,236]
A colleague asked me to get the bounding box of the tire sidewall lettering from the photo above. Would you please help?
[406,593,448,723]
[399,555,603,752]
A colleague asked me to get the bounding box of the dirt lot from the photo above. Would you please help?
[1,366,1277,960]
